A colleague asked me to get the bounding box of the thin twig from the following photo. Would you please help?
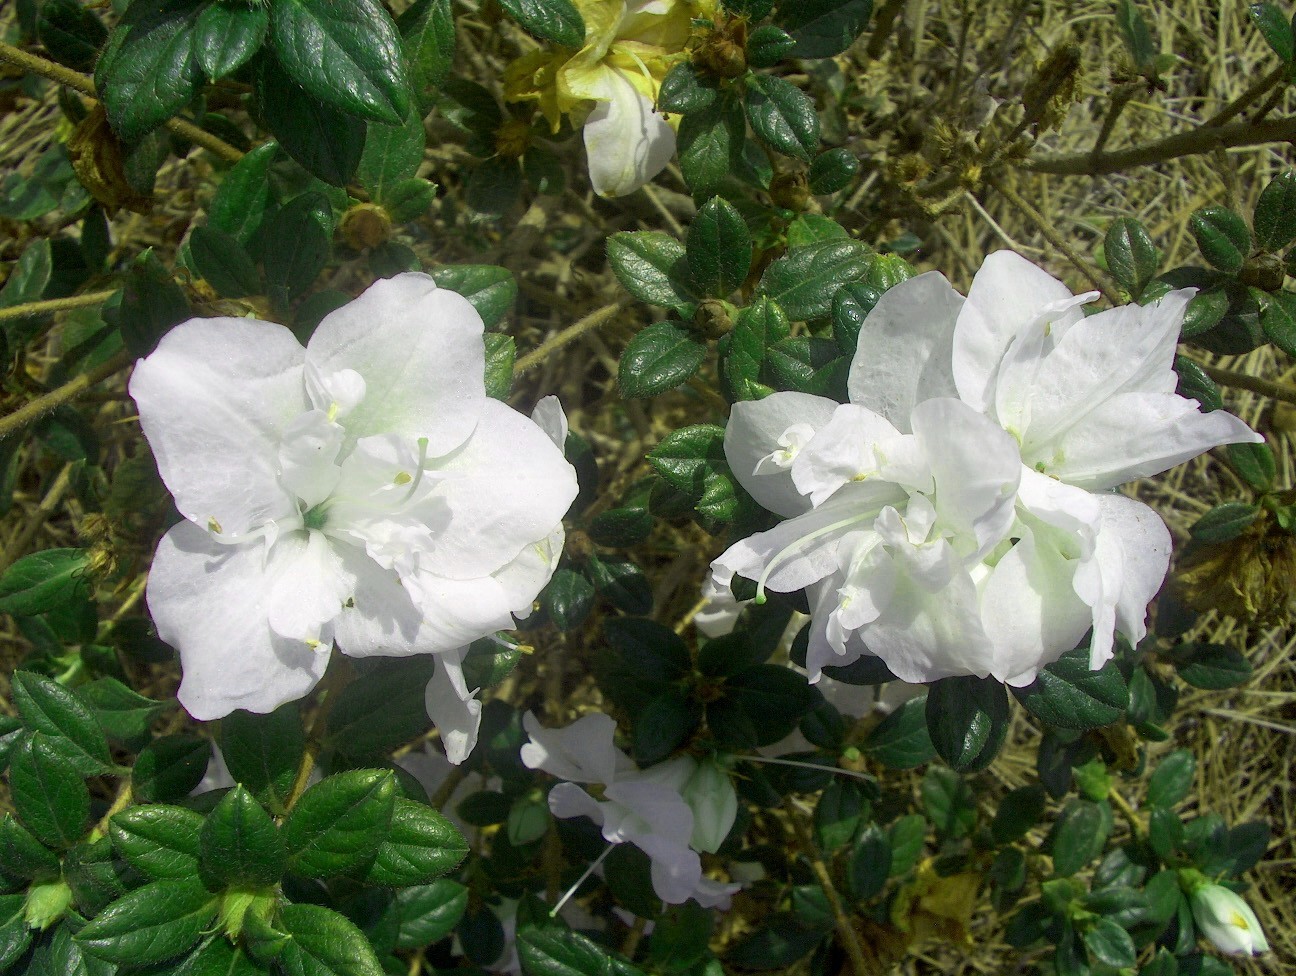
[0,463,75,576]
[786,800,870,976]
[0,290,118,324]
[988,175,1121,304]
[0,41,244,164]
[0,350,133,443]
[514,302,627,375]
[1195,361,1296,407]
[283,659,351,812]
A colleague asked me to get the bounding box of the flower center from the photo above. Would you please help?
[302,504,329,531]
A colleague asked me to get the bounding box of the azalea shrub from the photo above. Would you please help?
[0,0,1291,975]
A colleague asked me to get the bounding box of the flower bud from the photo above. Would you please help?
[681,758,737,854]
[23,879,72,930]
[340,203,393,250]
[1188,882,1269,956]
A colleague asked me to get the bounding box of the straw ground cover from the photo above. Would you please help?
[0,0,1293,972]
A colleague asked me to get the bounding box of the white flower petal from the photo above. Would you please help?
[725,392,839,518]
[791,404,914,506]
[979,522,1092,686]
[584,68,675,197]
[1017,466,1100,548]
[530,395,570,450]
[306,273,486,455]
[422,399,578,579]
[521,711,632,785]
[953,250,1082,412]
[424,647,482,765]
[332,543,435,657]
[129,317,305,537]
[847,271,963,429]
[548,782,607,823]
[148,521,328,720]
[263,530,356,644]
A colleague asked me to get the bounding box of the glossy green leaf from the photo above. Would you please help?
[1166,642,1253,689]
[1189,208,1251,275]
[618,321,707,398]
[0,549,91,619]
[326,657,437,757]
[926,675,1009,773]
[94,0,205,141]
[1261,289,1296,356]
[677,95,745,201]
[259,58,367,186]
[77,878,217,966]
[808,147,859,195]
[518,925,644,976]
[221,705,304,807]
[848,823,891,900]
[263,191,333,309]
[79,677,168,744]
[864,695,934,769]
[588,556,653,614]
[778,0,873,58]
[269,0,409,124]
[10,736,89,848]
[1226,438,1276,491]
[921,766,976,839]
[278,903,384,976]
[115,249,191,357]
[1048,799,1108,877]
[193,1,268,80]
[757,239,872,320]
[657,63,717,115]
[189,225,261,299]
[110,804,204,881]
[393,879,469,950]
[1147,749,1195,809]
[1104,217,1159,295]
[1012,647,1129,730]
[37,0,108,73]
[1083,917,1135,969]
[586,508,653,548]
[358,106,427,202]
[133,734,211,803]
[543,567,595,631]
[0,813,60,879]
[200,786,285,888]
[1115,0,1155,69]
[283,769,396,878]
[1254,170,1296,251]
[1250,1,1295,63]
[497,0,585,47]
[399,0,455,108]
[1188,501,1260,544]
[687,196,752,297]
[992,784,1047,845]
[747,24,796,67]
[746,74,819,160]
[429,265,517,329]
[11,670,111,775]
[208,141,277,246]
[606,232,695,310]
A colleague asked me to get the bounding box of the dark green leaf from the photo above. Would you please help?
[1188,501,1260,544]
[358,106,427,202]
[209,141,277,246]
[75,878,217,966]
[1180,287,1230,339]
[865,695,935,769]
[596,616,691,712]
[399,0,455,109]
[606,232,695,310]
[758,239,872,320]
[1147,750,1195,808]
[0,549,91,618]
[10,736,90,848]
[765,335,848,396]
[747,24,796,67]
[37,0,107,73]
[193,1,268,80]
[483,332,515,400]
[678,96,745,201]
[283,769,396,878]
[466,155,522,214]
[11,670,111,775]
[778,0,873,58]
[1189,208,1251,275]
[496,0,585,47]
[587,556,653,615]
[1254,170,1296,251]
[1105,218,1159,296]
[115,249,191,357]
[721,296,789,401]
[0,813,60,879]
[657,63,716,115]
[544,568,595,631]
[926,676,1009,773]
[687,196,752,297]
[394,879,468,949]
[632,693,701,764]
[189,226,261,299]
[1048,799,1108,877]
[429,265,516,329]
[1167,642,1253,689]
[992,784,1047,845]
[94,0,205,141]
[325,657,437,757]
[1115,0,1155,69]
[263,191,333,308]
[361,797,467,886]
[133,734,211,804]
[1261,290,1296,356]
[1012,647,1129,731]
[808,148,859,195]
[269,0,409,124]
[848,823,891,900]
[646,902,711,972]
[1249,2,1295,63]
[725,912,827,969]
[815,779,864,849]
[200,786,285,888]
[587,508,653,547]
[921,766,976,838]
[718,665,819,748]
[647,423,727,493]
[506,794,550,847]
[259,58,367,186]
[1226,439,1275,491]
[69,678,153,746]
[0,238,53,317]
[221,705,304,807]
[110,804,204,881]
[278,903,385,976]
[1084,917,1136,969]
[383,177,437,223]
[618,321,707,398]
[746,74,819,160]
[518,925,644,976]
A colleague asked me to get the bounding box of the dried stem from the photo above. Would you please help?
[0,290,118,324]
[1195,361,1296,407]
[514,302,628,375]
[0,350,133,444]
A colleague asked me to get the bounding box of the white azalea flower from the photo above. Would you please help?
[522,712,736,905]
[131,273,578,756]
[1189,882,1270,956]
[713,250,1260,687]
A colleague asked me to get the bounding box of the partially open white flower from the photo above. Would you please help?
[1189,882,1270,956]
[714,251,1260,687]
[131,273,578,752]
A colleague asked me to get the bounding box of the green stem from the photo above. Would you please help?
[0,290,118,324]
[0,350,133,443]
[514,302,626,375]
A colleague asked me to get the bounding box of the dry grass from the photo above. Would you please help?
[0,0,1294,972]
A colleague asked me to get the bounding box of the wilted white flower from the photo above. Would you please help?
[713,251,1260,687]
[521,712,738,905]
[131,273,578,757]
[1189,882,1270,956]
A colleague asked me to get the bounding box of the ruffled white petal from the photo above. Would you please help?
[846,271,962,429]
[306,273,486,455]
[521,711,632,785]
[583,67,675,197]
[725,392,838,518]
[424,647,482,764]
[791,404,916,507]
[128,317,305,537]
[148,521,329,720]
